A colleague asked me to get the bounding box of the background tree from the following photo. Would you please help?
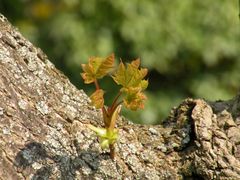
[1,0,239,124]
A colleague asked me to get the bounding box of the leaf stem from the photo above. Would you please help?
[110,91,122,111]
[109,144,115,159]
[112,100,123,112]
[94,79,100,90]
[102,106,109,128]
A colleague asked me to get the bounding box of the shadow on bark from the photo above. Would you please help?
[14,141,104,179]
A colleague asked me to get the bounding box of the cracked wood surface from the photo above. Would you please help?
[1,14,240,179]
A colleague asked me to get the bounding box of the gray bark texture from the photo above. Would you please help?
[1,14,240,180]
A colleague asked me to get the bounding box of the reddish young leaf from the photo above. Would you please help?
[112,59,148,89]
[112,59,148,110]
[90,89,104,109]
[131,58,140,68]
[81,54,114,84]
[122,87,147,110]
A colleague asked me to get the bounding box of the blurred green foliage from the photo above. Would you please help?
[1,0,239,124]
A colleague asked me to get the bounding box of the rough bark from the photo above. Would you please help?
[1,14,240,179]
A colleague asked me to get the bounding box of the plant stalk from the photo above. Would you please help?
[109,144,115,159]
[110,91,122,111]
[94,80,100,90]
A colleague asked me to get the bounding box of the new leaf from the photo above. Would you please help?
[112,59,148,110]
[81,54,114,84]
[122,87,146,110]
[90,89,104,109]
[112,59,148,89]
[87,124,119,149]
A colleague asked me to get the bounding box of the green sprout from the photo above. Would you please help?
[81,54,148,159]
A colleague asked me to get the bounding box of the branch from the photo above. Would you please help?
[0,14,240,179]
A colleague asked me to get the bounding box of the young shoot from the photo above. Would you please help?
[81,54,148,159]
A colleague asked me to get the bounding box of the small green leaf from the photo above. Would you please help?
[100,139,110,149]
[87,124,119,149]
[100,129,118,149]
[87,124,106,137]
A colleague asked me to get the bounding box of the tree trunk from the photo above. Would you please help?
[1,14,240,179]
